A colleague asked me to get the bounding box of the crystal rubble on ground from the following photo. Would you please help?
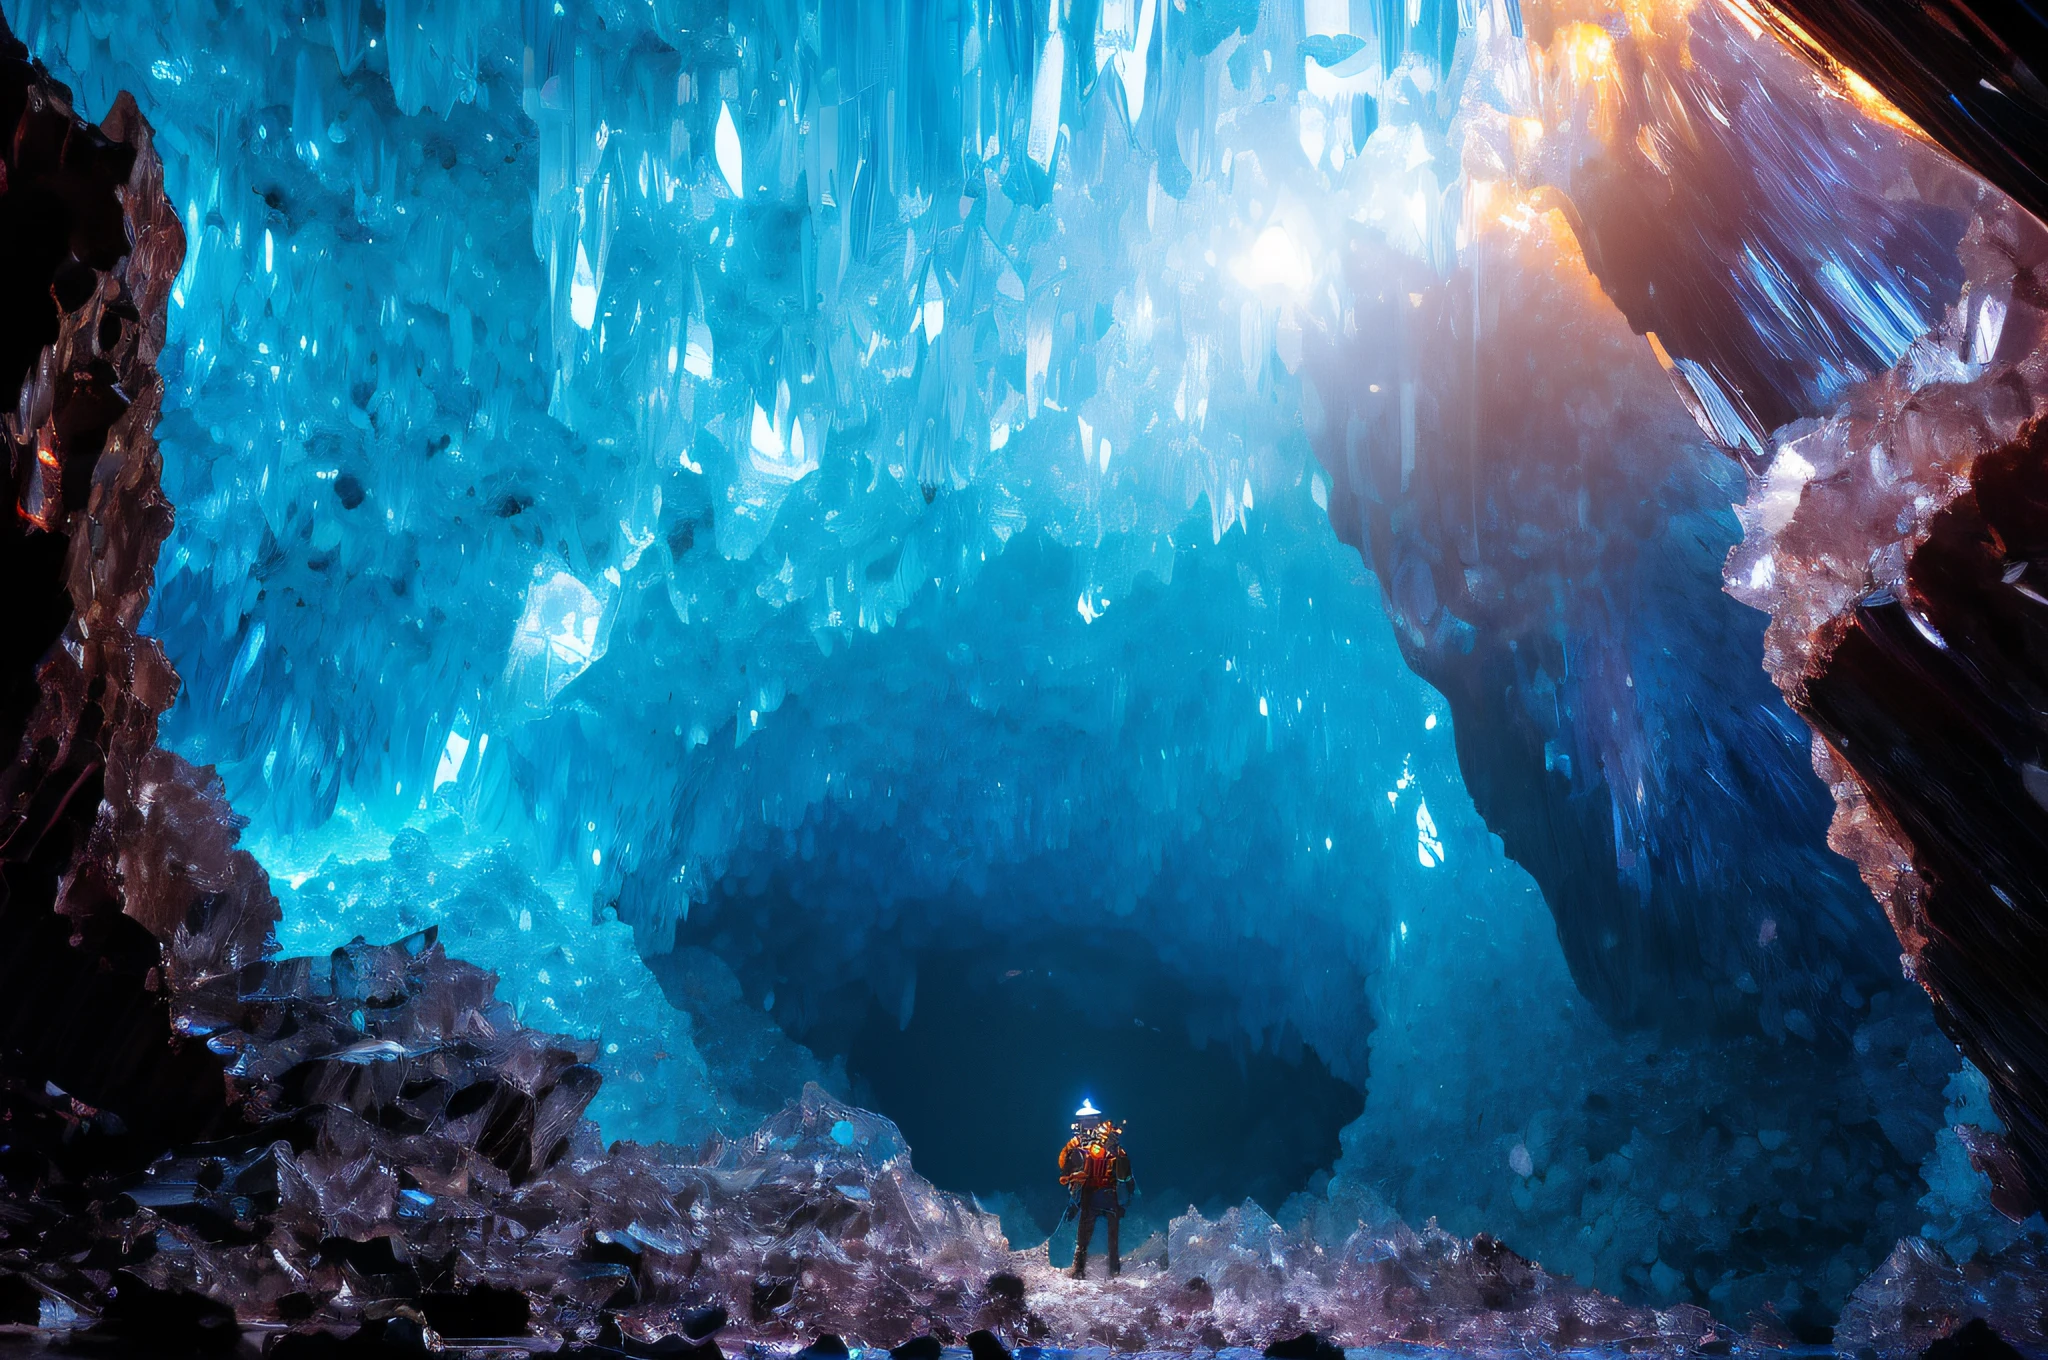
[40,923,1744,1354]
[1003,1201,1730,1356]
[86,933,977,1344]
[1832,1236,2048,1356]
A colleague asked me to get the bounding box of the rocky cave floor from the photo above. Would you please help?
[0,929,2043,1360]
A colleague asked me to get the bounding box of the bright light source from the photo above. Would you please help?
[1231,224,1314,295]
[750,403,784,459]
[715,102,744,197]
[570,242,599,330]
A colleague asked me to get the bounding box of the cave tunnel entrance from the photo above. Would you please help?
[661,896,1367,1242]
[838,945,1366,1239]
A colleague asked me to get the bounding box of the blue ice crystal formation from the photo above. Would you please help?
[5,0,2025,1326]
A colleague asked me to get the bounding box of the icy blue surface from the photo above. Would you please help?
[4,0,2022,1325]
[9,0,1510,1137]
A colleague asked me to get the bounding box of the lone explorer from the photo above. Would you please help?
[1058,1100,1133,1279]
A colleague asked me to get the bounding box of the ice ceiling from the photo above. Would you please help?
[6,0,2034,1332]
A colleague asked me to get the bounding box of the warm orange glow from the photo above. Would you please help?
[1741,0,1933,143]
[1838,66,1923,137]
[1558,21,1618,83]
[1644,331,1679,372]
[1523,19,1627,149]
[1532,206,1617,303]
[1621,0,1700,40]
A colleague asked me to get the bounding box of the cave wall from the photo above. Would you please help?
[1750,0,2048,230]
[0,22,275,1175]
[1799,427,2048,1219]
[1482,0,2048,1212]
[1749,0,2048,1221]
[1303,0,1967,1043]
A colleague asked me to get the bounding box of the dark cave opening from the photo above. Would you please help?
[835,944,1367,1239]
[658,889,1367,1241]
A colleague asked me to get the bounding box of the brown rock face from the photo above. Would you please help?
[1751,0,2048,230]
[1706,163,2048,1213]
[1796,425,2048,1212]
[0,20,277,1173]
[1693,0,2048,1218]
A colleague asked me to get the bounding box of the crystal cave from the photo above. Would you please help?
[2,0,2046,1353]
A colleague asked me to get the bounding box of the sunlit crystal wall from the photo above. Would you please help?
[8,0,1510,1137]
[6,0,2026,1324]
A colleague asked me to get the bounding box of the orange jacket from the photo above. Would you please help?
[1059,1134,1132,1191]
